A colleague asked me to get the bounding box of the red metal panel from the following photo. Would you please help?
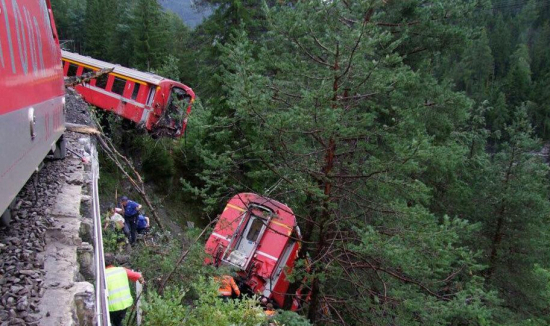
[204,193,302,306]
[136,84,148,104]
[271,242,300,307]
[0,0,65,216]
[0,0,64,115]
[122,80,132,98]
[105,75,114,93]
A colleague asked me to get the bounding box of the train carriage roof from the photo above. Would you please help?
[229,193,297,228]
[61,50,166,85]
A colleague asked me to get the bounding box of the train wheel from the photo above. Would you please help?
[52,135,66,159]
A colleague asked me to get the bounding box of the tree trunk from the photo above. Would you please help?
[308,44,341,324]
[486,147,516,281]
[486,206,505,280]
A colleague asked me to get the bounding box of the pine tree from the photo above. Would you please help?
[481,108,550,324]
[456,29,495,100]
[530,22,550,80]
[505,44,532,108]
[199,1,496,324]
[132,0,168,71]
[107,0,135,66]
[84,0,116,59]
[50,0,70,40]
[489,13,512,78]
[51,0,86,52]
[529,71,550,139]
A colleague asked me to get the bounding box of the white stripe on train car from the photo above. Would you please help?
[81,84,152,124]
[256,251,278,262]
[211,232,229,241]
[83,85,146,109]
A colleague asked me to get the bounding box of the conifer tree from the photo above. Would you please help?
[478,108,550,324]
[457,29,494,99]
[132,0,168,71]
[201,1,496,324]
[51,0,86,52]
[84,0,116,59]
[107,0,135,66]
[530,72,550,139]
[530,22,550,80]
[489,13,512,78]
[505,44,532,108]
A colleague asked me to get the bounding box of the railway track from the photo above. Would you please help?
[0,155,65,325]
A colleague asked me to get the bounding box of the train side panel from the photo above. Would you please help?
[61,52,196,138]
[270,241,300,308]
[62,58,154,126]
[73,81,152,125]
[0,0,65,217]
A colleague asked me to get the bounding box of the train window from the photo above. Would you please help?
[168,87,189,112]
[112,77,126,96]
[246,217,264,242]
[95,74,109,89]
[146,88,156,106]
[81,68,94,85]
[67,63,78,77]
[132,84,140,100]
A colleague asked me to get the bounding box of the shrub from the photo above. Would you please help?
[141,286,188,326]
[141,279,266,326]
[272,310,312,326]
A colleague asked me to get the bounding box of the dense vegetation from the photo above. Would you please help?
[53,0,550,325]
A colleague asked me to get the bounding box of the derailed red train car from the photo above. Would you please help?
[205,193,303,309]
[0,0,66,224]
[61,50,195,138]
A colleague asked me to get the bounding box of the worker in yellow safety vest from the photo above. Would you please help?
[104,253,145,326]
[215,274,241,300]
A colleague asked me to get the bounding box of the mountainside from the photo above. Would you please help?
[159,0,211,27]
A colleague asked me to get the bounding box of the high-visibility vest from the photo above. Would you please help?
[105,267,133,312]
[215,275,240,297]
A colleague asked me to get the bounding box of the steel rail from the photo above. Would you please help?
[91,140,110,325]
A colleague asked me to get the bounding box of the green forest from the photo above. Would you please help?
[53,0,550,325]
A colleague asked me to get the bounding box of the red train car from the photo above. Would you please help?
[205,193,303,309]
[61,50,195,138]
[0,0,66,224]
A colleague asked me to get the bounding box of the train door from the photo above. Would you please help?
[225,206,273,269]
[236,216,264,255]
[226,215,264,269]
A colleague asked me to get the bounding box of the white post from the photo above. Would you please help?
[136,282,143,326]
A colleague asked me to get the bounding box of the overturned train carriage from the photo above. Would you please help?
[61,50,195,138]
[205,193,303,309]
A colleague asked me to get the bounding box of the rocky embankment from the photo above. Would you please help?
[0,170,60,325]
